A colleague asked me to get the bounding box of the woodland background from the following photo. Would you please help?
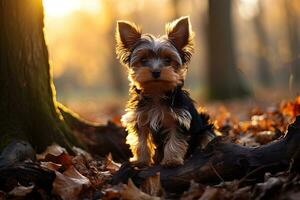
[43,0,300,124]
[1,0,300,199]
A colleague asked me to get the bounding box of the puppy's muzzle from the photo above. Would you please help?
[152,71,161,79]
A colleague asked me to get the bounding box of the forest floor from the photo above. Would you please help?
[0,96,300,200]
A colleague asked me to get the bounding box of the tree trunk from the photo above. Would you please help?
[104,0,127,95]
[0,0,81,152]
[207,0,249,100]
[171,0,180,19]
[284,0,300,85]
[253,1,272,87]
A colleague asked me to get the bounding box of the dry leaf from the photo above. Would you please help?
[236,133,259,147]
[281,96,300,117]
[40,161,62,171]
[8,184,34,197]
[140,173,163,197]
[37,144,73,168]
[232,186,251,200]
[37,144,66,160]
[72,154,112,188]
[102,185,122,200]
[198,187,220,200]
[181,180,205,200]
[72,147,92,160]
[0,191,5,200]
[52,166,91,200]
[121,179,161,200]
[105,153,121,173]
[255,131,277,144]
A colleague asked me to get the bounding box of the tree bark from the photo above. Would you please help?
[58,104,131,162]
[0,0,83,152]
[207,0,249,100]
[112,116,300,193]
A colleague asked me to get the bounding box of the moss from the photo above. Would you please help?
[0,0,83,154]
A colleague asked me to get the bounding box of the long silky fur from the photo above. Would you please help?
[165,17,194,65]
[115,22,142,66]
[118,17,215,166]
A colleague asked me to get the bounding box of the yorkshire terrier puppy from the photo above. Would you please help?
[116,16,215,167]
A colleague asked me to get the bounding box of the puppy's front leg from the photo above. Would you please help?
[128,127,155,166]
[160,128,188,167]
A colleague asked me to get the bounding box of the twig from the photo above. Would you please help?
[237,162,279,187]
[209,162,224,183]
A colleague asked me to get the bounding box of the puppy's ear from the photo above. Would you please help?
[116,21,141,65]
[166,16,194,64]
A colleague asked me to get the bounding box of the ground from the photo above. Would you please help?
[0,96,299,200]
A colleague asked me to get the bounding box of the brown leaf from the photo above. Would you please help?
[255,131,277,144]
[181,181,205,200]
[105,153,121,173]
[236,133,259,147]
[121,179,161,200]
[198,187,220,200]
[37,144,73,168]
[281,96,300,117]
[252,177,283,199]
[140,173,163,197]
[0,191,5,200]
[40,161,62,171]
[37,144,66,159]
[232,186,251,200]
[72,147,92,160]
[102,185,122,200]
[52,166,91,200]
[8,184,34,197]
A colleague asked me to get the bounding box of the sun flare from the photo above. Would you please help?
[43,0,80,17]
[43,0,102,17]
[238,0,259,19]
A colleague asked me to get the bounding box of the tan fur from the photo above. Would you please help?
[130,66,182,95]
[122,111,156,165]
[160,128,188,166]
[165,17,194,63]
[122,99,191,166]
[123,106,191,166]
[170,108,192,130]
[135,127,155,165]
[118,17,195,167]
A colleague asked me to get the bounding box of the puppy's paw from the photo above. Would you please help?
[160,157,184,167]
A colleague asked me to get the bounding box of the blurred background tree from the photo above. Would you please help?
[207,0,249,99]
[284,0,300,86]
[41,0,300,122]
[253,0,272,87]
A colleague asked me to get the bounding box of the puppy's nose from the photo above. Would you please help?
[152,71,161,78]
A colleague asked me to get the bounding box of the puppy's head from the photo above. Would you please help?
[116,16,194,94]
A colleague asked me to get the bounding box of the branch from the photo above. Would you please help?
[112,116,300,192]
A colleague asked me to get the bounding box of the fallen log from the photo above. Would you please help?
[112,116,300,192]
[0,140,55,194]
[58,104,132,162]
[0,162,55,193]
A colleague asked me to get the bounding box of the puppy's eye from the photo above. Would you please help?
[164,57,172,65]
[140,58,148,66]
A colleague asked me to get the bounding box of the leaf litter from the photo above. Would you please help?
[1,96,300,199]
